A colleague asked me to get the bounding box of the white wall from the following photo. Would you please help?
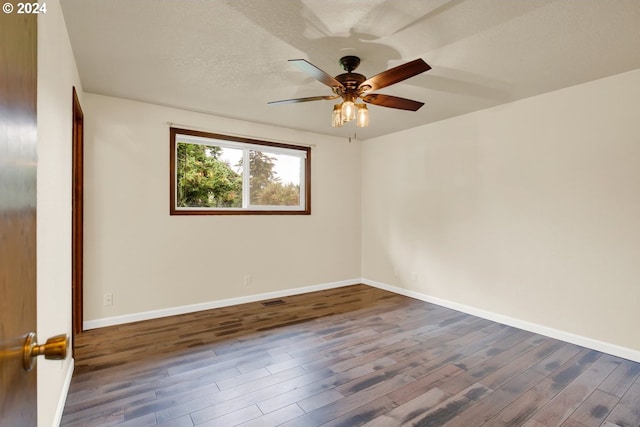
[83,94,361,322]
[37,0,82,425]
[362,68,640,355]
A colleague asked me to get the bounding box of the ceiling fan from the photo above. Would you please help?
[269,55,431,128]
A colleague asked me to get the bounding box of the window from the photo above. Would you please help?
[170,128,310,215]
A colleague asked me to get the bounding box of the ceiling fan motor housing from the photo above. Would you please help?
[334,56,368,99]
[335,72,366,92]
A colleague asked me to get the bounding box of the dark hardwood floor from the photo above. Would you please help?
[61,285,640,427]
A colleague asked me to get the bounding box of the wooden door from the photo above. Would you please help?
[0,10,39,427]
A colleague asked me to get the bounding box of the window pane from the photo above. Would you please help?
[176,142,243,208]
[171,128,310,215]
[249,150,301,207]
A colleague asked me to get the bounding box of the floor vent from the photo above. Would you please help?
[261,299,286,307]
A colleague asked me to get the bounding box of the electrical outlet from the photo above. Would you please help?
[103,293,113,306]
[411,272,418,281]
[243,274,252,286]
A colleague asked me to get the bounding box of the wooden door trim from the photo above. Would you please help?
[72,86,84,343]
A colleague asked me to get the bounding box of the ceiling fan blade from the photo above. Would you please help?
[360,58,431,92]
[289,59,345,89]
[268,95,340,105]
[361,94,424,111]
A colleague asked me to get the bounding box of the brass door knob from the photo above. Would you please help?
[23,332,68,372]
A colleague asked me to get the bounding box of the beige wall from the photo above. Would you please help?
[362,68,640,353]
[84,69,640,357]
[37,0,82,425]
[82,94,361,322]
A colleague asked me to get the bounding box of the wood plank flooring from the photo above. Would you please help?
[61,284,640,427]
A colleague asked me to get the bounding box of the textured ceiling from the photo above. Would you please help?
[60,0,640,140]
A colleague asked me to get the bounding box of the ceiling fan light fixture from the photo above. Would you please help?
[341,99,356,122]
[356,104,369,128]
[332,104,344,127]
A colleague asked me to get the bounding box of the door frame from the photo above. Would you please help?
[72,86,84,345]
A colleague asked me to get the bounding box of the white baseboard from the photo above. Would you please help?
[82,277,640,363]
[362,278,640,363]
[83,279,360,330]
[52,357,74,427]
